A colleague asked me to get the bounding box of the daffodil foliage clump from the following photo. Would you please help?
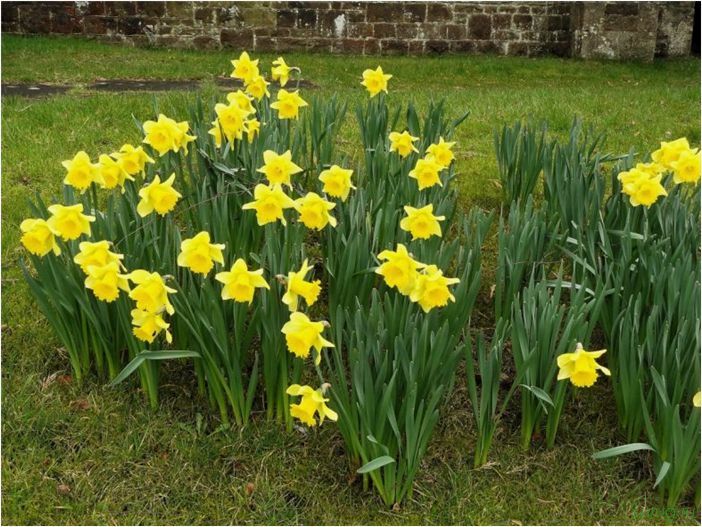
[481,121,701,507]
[20,54,487,506]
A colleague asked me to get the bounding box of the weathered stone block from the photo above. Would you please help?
[106,1,138,16]
[119,16,143,35]
[165,2,193,19]
[427,3,452,22]
[468,13,491,39]
[193,35,218,48]
[364,37,380,54]
[297,8,317,28]
[381,39,409,54]
[221,28,254,48]
[426,39,449,53]
[51,12,82,34]
[307,37,332,52]
[445,23,465,40]
[605,2,640,16]
[276,36,308,52]
[347,21,372,38]
[240,7,275,26]
[277,9,296,27]
[403,3,426,23]
[373,22,396,39]
[367,2,403,22]
[512,14,532,30]
[492,13,511,30]
[254,35,277,52]
[83,15,117,34]
[396,23,421,39]
[318,10,346,37]
[137,1,166,17]
[408,39,425,53]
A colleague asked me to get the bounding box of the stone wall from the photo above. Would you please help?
[1,1,697,60]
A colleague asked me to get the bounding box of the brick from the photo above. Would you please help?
[426,39,449,54]
[475,40,500,54]
[83,15,117,34]
[331,38,365,53]
[51,12,82,33]
[347,22,372,38]
[450,40,475,53]
[513,14,532,30]
[403,3,426,23]
[254,35,277,51]
[318,10,346,37]
[276,36,308,52]
[364,38,380,54]
[543,41,570,57]
[468,13,491,39]
[193,35,218,49]
[240,7,275,26]
[381,39,408,54]
[426,3,452,22]
[119,16,144,34]
[137,1,166,16]
[86,2,106,16]
[604,3,639,16]
[307,37,332,52]
[194,7,214,23]
[396,23,421,40]
[408,40,425,53]
[508,41,529,56]
[546,14,567,31]
[106,1,138,16]
[445,23,465,40]
[367,2,403,22]
[277,9,296,27]
[221,28,254,48]
[416,22,443,39]
[373,22,395,39]
[297,8,317,28]
[18,5,51,33]
[166,2,193,19]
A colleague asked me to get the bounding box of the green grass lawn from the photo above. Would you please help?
[2,35,700,525]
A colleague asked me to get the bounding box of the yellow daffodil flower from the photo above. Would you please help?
[400,204,445,240]
[294,192,337,230]
[671,149,700,184]
[409,156,443,190]
[131,308,172,344]
[245,74,270,100]
[281,259,321,312]
[112,144,154,176]
[136,174,182,217]
[245,118,260,143]
[257,150,302,187]
[409,264,460,312]
[557,343,610,388]
[281,312,334,364]
[694,391,701,408]
[620,171,667,207]
[319,165,355,201]
[271,57,292,87]
[389,130,419,158]
[47,203,95,241]
[208,120,224,148]
[286,384,338,427]
[20,218,61,257]
[226,90,256,114]
[242,183,296,226]
[215,258,269,303]
[270,89,308,119]
[214,101,249,143]
[426,137,456,168]
[98,154,132,191]
[84,261,129,303]
[62,151,100,193]
[230,51,259,83]
[74,240,123,274]
[375,243,425,296]
[127,270,176,315]
[177,231,226,275]
[142,114,195,156]
[361,66,392,97]
[651,137,690,169]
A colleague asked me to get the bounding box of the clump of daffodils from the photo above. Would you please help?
[617,137,699,207]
